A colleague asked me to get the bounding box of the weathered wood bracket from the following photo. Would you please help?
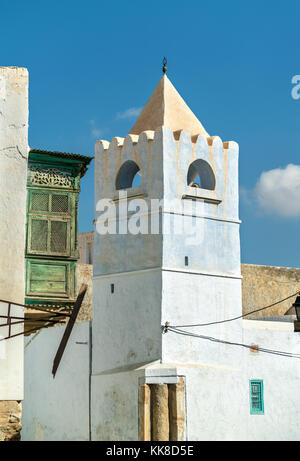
[52,283,88,378]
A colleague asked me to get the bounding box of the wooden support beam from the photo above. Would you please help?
[151,384,169,441]
[139,384,151,441]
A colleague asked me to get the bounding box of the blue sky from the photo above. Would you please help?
[2,0,300,267]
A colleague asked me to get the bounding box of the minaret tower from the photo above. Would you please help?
[91,70,242,441]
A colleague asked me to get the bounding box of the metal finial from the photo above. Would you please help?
[162,57,167,74]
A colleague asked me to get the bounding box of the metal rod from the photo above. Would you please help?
[7,303,11,338]
[0,321,62,342]
[52,284,87,377]
[0,314,66,322]
[0,318,65,328]
[0,298,72,316]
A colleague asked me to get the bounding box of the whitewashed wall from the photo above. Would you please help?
[91,125,300,441]
[22,322,90,441]
[0,67,29,400]
[175,320,300,441]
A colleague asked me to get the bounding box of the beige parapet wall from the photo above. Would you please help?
[76,264,93,322]
[242,264,300,318]
[78,232,94,264]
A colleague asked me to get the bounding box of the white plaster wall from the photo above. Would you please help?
[0,67,28,400]
[162,270,243,368]
[174,320,300,441]
[22,322,90,441]
[92,269,162,374]
[91,371,140,441]
[0,303,24,399]
[94,130,164,277]
[92,319,300,441]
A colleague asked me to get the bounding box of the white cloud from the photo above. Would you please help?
[116,107,142,120]
[239,186,254,206]
[89,119,105,138]
[254,164,300,218]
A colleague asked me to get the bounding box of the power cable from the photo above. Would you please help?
[168,289,300,329]
[167,326,300,359]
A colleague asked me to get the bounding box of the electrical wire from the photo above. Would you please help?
[167,326,300,359]
[168,289,300,329]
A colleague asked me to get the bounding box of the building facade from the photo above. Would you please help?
[0,67,29,440]
[78,231,94,265]
[91,74,300,441]
[0,66,92,440]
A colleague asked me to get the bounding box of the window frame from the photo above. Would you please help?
[249,379,264,415]
[27,189,73,257]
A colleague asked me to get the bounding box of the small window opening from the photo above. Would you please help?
[111,283,114,294]
[250,380,264,414]
[185,256,189,266]
[187,159,215,190]
[86,242,93,265]
[116,160,141,190]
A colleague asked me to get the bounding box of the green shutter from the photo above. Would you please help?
[50,220,68,253]
[30,219,48,251]
[250,380,264,414]
[31,192,50,212]
[27,190,73,257]
[51,194,69,213]
[26,259,76,299]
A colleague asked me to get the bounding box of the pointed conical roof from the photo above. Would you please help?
[129,75,209,138]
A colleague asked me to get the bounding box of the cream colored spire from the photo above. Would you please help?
[129,74,209,138]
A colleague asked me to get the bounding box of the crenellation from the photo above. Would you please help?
[94,125,239,223]
[95,139,110,150]
[110,136,124,148]
[140,130,155,141]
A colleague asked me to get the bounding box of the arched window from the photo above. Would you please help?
[187,159,215,191]
[116,160,141,190]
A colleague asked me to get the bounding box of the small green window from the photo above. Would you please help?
[250,380,264,414]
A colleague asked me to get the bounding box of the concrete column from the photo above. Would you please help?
[151,384,169,441]
[139,384,151,441]
[169,377,185,441]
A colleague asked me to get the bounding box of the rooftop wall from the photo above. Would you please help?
[242,264,300,318]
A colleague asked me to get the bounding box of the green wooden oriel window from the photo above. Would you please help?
[25,149,92,307]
